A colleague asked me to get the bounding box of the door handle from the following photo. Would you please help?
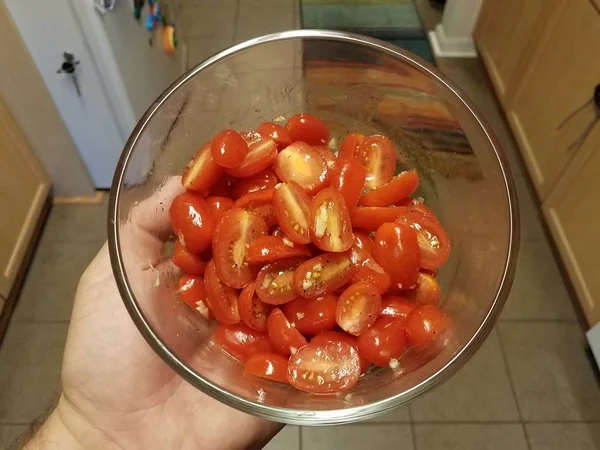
[57,52,82,97]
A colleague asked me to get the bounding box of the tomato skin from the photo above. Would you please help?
[310,188,354,252]
[311,331,370,373]
[294,252,355,299]
[205,196,234,221]
[272,181,312,244]
[349,245,392,294]
[356,135,397,189]
[329,159,367,213]
[287,341,360,393]
[380,295,416,320]
[233,189,277,227]
[357,317,409,367]
[285,113,330,146]
[239,284,271,332]
[313,145,337,167]
[230,168,279,200]
[172,241,206,275]
[397,211,451,270]
[405,305,447,350]
[281,294,337,335]
[211,129,249,168]
[397,198,438,221]
[267,308,307,356]
[170,191,216,254]
[255,258,304,305]
[204,260,240,324]
[246,235,312,264]
[353,231,375,255]
[207,176,233,198]
[226,138,278,178]
[338,133,366,161]
[351,206,408,231]
[244,353,290,384]
[359,169,420,207]
[256,122,292,149]
[336,282,382,336]
[409,272,440,306]
[374,222,420,290]
[182,142,224,193]
[274,142,329,194]
[177,274,207,308]
[214,323,273,362]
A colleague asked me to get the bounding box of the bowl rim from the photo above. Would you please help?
[108,29,520,425]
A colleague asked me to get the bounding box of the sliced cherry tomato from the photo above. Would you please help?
[281,295,337,335]
[285,113,330,146]
[274,142,328,194]
[310,188,354,252]
[351,206,408,231]
[255,258,303,305]
[230,168,279,199]
[287,341,360,393]
[240,130,263,146]
[359,169,420,207]
[313,145,337,167]
[213,208,268,288]
[380,295,416,320]
[182,141,224,193]
[172,241,206,275]
[329,159,367,213]
[267,308,307,356]
[294,252,355,299]
[350,245,392,294]
[246,235,311,264]
[239,284,271,332]
[357,317,409,367]
[256,122,292,149]
[311,331,370,373]
[355,135,397,189]
[204,260,240,324]
[337,133,366,161]
[211,129,249,169]
[244,353,290,384]
[207,176,232,197]
[353,231,375,255]
[226,138,278,178]
[405,305,447,350]
[169,191,216,254]
[272,181,312,244]
[205,196,234,221]
[177,274,207,309]
[233,189,277,227]
[374,222,420,290]
[335,282,382,336]
[270,226,285,237]
[397,198,438,221]
[214,323,273,362]
[408,272,440,306]
[397,211,451,270]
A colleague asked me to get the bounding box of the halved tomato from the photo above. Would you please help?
[328,159,367,213]
[287,341,360,393]
[294,252,355,299]
[256,122,293,149]
[355,135,397,189]
[337,133,366,161]
[397,211,451,270]
[272,181,312,244]
[281,294,337,335]
[285,113,330,146]
[380,295,416,320]
[207,176,232,197]
[310,188,354,252]
[212,208,268,288]
[211,129,249,169]
[169,191,216,254]
[274,142,328,194]
[397,197,438,221]
[409,272,440,306]
[226,138,278,178]
[359,169,419,207]
[351,206,408,231]
[204,196,234,221]
[230,168,279,199]
[233,189,277,227]
[313,145,337,167]
[172,241,206,275]
[239,283,271,332]
[374,222,420,290]
[204,260,240,324]
[182,141,224,193]
[214,323,273,362]
[267,308,307,356]
[246,235,312,264]
[357,317,409,367]
[244,353,290,384]
[349,245,392,294]
[405,305,447,350]
[255,258,303,305]
[353,231,375,255]
[311,331,370,373]
[336,282,382,336]
[177,274,207,309]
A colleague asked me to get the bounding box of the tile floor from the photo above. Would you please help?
[2,1,600,449]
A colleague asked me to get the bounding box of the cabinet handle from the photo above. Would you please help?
[558,84,600,152]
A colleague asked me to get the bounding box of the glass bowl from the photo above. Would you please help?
[108,30,519,425]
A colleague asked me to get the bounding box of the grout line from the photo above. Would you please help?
[497,318,579,323]
[298,425,302,450]
[232,0,241,42]
[522,422,533,450]
[367,420,600,425]
[410,421,417,450]
[495,327,527,425]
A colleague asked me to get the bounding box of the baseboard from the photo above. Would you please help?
[54,191,105,205]
[428,24,477,58]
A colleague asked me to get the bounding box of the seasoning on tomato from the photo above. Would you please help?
[267,308,307,356]
[294,252,355,299]
[272,181,312,244]
[311,188,354,252]
[246,235,311,264]
[281,294,337,335]
[336,281,382,336]
[238,284,271,332]
[255,258,304,305]
[204,260,240,324]
[397,211,451,270]
[355,135,396,189]
[359,169,420,207]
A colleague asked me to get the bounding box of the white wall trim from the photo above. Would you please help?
[428,23,477,58]
[587,324,600,369]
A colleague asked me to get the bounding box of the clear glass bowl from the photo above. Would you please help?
[108,30,519,425]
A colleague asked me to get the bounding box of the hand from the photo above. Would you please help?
[27,178,282,449]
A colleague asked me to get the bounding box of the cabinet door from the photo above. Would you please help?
[0,97,50,298]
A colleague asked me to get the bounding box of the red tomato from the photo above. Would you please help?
[357,317,409,367]
[374,222,420,290]
[182,141,224,193]
[255,258,303,305]
[172,241,206,275]
[353,231,375,255]
[337,133,366,161]
[335,282,382,336]
[329,159,367,213]
[281,295,337,335]
[294,252,355,299]
[233,189,277,227]
[313,145,337,167]
[239,283,271,332]
[274,142,329,194]
[272,181,312,244]
[270,226,285,237]
[239,130,263,145]
[207,176,232,197]
[212,208,268,288]
[351,206,408,231]
[287,341,360,393]
[397,211,451,270]
[204,260,240,324]
[177,274,207,309]
[380,295,416,320]
[311,331,370,373]
[267,308,307,356]
[256,122,292,149]
[285,113,330,146]
[397,198,438,221]
[244,353,290,384]
[355,135,396,189]
[226,138,278,178]
[246,235,311,264]
[170,191,216,254]
[409,272,440,306]
[230,168,279,199]
[310,188,354,252]
[214,323,273,362]
[405,305,448,350]
[359,169,420,207]
[204,196,234,221]
[211,129,249,169]
[349,245,392,294]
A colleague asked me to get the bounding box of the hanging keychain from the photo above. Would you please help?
[164,24,177,53]
[557,84,600,152]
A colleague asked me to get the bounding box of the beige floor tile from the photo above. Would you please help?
[235,4,296,41]
[12,242,102,322]
[264,426,299,450]
[410,329,520,422]
[498,322,600,421]
[181,4,236,39]
[187,38,234,69]
[301,424,414,450]
[42,199,108,243]
[368,406,411,423]
[0,323,68,423]
[514,174,546,241]
[413,424,528,450]
[500,239,577,320]
[239,0,297,5]
[527,423,600,450]
[0,425,27,450]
